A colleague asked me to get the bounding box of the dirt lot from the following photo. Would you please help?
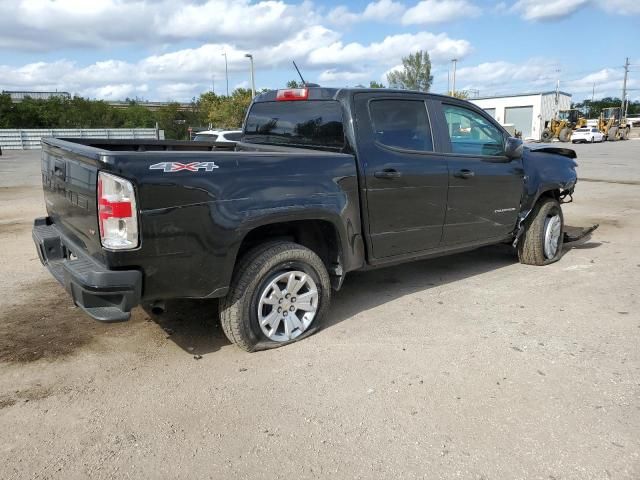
[0,143,638,479]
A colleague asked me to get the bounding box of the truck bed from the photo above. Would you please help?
[38,137,361,304]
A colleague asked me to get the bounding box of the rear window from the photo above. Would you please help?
[243,100,344,150]
[194,134,218,141]
[222,132,243,141]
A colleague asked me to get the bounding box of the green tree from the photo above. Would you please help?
[573,97,639,118]
[448,90,469,99]
[369,81,385,88]
[203,88,253,129]
[386,51,433,92]
[0,93,14,128]
[286,80,302,88]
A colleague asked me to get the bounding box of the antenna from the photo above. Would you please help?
[293,61,306,86]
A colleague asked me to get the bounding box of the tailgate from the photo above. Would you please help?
[41,141,103,257]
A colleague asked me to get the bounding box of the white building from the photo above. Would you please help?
[470,91,572,141]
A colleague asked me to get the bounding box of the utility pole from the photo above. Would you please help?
[621,57,629,117]
[591,83,595,118]
[451,58,458,95]
[211,74,215,94]
[245,53,256,98]
[222,52,229,96]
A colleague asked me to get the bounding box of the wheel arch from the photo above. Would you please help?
[230,213,364,291]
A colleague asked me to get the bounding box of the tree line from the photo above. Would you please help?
[0,89,253,140]
[1,50,636,139]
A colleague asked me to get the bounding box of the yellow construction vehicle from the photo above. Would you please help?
[599,107,630,141]
[541,109,586,142]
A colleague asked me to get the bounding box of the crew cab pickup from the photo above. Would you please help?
[33,87,579,351]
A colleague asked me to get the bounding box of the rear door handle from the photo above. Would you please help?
[374,169,402,179]
[454,169,475,179]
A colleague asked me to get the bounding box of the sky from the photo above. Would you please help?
[0,0,638,102]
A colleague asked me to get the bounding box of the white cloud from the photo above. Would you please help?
[440,59,636,101]
[449,58,561,93]
[600,0,640,14]
[328,0,405,25]
[0,0,323,51]
[402,0,481,24]
[318,69,371,84]
[511,0,587,21]
[308,32,471,68]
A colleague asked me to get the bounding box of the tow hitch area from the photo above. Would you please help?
[563,224,599,245]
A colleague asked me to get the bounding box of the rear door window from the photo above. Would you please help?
[443,104,505,156]
[369,99,433,152]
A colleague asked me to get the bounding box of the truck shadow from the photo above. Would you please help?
[325,244,517,331]
[144,299,228,356]
[148,235,600,357]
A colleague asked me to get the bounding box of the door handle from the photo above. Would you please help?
[374,169,402,179]
[454,169,475,179]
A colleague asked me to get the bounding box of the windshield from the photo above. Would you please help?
[244,100,345,150]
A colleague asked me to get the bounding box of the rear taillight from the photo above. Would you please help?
[276,88,308,101]
[97,171,138,250]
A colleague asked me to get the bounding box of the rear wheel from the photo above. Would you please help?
[518,197,564,266]
[219,241,331,351]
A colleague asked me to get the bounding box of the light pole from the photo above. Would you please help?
[451,58,458,95]
[245,53,256,98]
[221,52,229,96]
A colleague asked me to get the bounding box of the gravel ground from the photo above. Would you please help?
[0,142,638,479]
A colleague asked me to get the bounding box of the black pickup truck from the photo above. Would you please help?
[33,87,579,351]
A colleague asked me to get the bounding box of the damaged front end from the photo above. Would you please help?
[512,145,598,247]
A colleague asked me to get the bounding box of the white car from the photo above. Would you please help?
[193,129,243,143]
[571,127,604,144]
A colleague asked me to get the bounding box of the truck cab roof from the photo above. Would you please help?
[252,87,454,103]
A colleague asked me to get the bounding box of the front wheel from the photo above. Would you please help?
[220,241,331,351]
[559,128,571,142]
[518,197,564,266]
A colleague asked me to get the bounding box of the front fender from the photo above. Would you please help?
[520,146,577,213]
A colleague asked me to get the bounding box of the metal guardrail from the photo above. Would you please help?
[0,128,164,150]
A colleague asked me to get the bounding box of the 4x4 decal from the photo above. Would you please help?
[149,162,219,173]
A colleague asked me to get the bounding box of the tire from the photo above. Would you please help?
[559,128,571,143]
[541,129,553,142]
[517,197,564,266]
[608,126,618,141]
[219,241,331,352]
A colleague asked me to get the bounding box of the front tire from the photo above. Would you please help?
[518,197,564,266]
[220,241,331,352]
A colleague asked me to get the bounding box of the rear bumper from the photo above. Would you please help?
[32,217,142,322]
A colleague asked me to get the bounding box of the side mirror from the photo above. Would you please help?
[505,136,523,159]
